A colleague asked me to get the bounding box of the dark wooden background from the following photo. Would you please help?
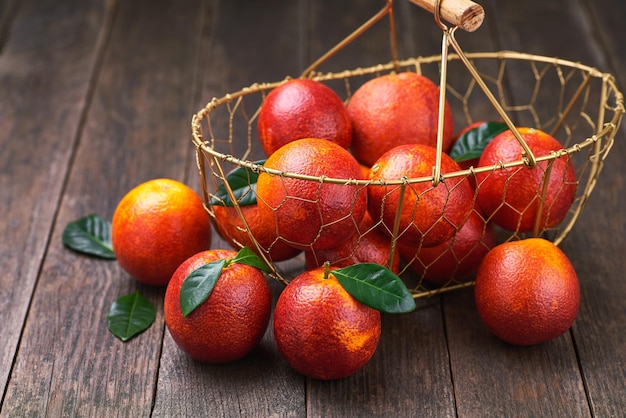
[1,0,624,416]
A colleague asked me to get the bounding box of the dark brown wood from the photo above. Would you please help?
[482,1,626,417]
[1,0,625,416]
[0,0,110,404]
[155,0,308,416]
[1,0,206,415]
[568,2,626,417]
[444,1,601,416]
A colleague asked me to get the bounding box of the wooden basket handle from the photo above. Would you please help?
[409,0,485,32]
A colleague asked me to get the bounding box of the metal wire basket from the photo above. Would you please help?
[191,0,623,297]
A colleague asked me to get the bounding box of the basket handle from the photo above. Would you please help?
[409,0,485,32]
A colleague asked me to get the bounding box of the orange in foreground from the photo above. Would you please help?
[368,144,474,247]
[474,238,580,346]
[257,78,352,156]
[347,71,455,167]
[111,178,212,286]
[164,249,271,363]
[273,267,381,380]
[256,137,367,251]
[213,204,301,262]
[476,127,577,233]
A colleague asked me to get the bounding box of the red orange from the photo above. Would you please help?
[164,249,272,363]
[256,137,367,251]
[474,238,580,345]
[347,72,455,167]
[273,266,381,380]
[111,178,212,286]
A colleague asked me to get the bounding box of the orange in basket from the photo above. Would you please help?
[192,0,623,296]
[347,71,455,167]
[368,143,474,248]
[475,127,578,233]
[256,137,368,251]
[257,78,353,156]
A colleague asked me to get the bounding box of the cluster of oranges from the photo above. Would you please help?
[109,71,582,380]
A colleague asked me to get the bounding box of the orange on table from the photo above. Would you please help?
[273,266,381,380]
[305,211,401,273]
[367,143,474,248]
[347,71,455,167]
[213,204,301,262]
[398,209,497,285]
[164,249,271,363]
[111,178,212,286]
[256,137,367,251]
[474,238,580,346]
[475,127,577,233]
[257,78,352,156]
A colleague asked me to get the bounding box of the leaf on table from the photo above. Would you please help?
[180,259,227,317]
[107,291,156,342]
[449,121,508,162]
[209,159,266,207]
[332,263,416,314]
[62,213,116,259]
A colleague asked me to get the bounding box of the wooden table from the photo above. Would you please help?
[1,0,625,416]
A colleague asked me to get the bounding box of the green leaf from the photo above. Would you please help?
[62,214,116,259]
[449,121,508,162]
[107,291,156,342]
[180,259,227,317]
[332,263,416,314]
[232,246,272,273]
[209,160,266,207]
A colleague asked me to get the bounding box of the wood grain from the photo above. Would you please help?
[409,0,485,32]
[157,0,308,415]
[1,0,206,415]
[561,1,626,415]
[0,0,110,403]
[494,1,626,417]
[1,0,625,416]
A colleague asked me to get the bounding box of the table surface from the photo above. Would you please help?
[1,0,625,417]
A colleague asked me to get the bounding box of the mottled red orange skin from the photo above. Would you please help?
[368,144,474,248]
[347,72,455,167]
[257,78,352,156]
[474,238,580,346]
[111,178,212,286]
[164,249,271,363]
[475,127,577,232]
[305,212,401,274]
[213,204,301,262]
[256,138,367,251]
[399,209,497,285]
[273,267,381,380]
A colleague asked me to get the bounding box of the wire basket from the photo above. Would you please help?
[191,0,623,298]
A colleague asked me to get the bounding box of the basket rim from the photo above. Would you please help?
[191,50,624,187]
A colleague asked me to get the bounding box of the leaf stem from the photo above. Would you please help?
[323,261,331,280]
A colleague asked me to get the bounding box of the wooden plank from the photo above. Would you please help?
[308,304,454,418]
[0,0,110,404]
[445,291,590,417]
[0,1,18,46]
[153,282,305,418]
[561,0,626,416]
[1,0,207,416]
[445,0,624,416]
[155,0,308,416]
[304,2,457,417]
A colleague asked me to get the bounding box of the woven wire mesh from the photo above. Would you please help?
[192,51,623,297]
